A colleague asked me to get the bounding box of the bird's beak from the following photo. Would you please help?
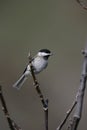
[50,53,53,56]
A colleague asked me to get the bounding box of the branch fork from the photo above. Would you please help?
[57,49,87,130]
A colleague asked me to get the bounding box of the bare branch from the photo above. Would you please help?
[69,49,87,130]
[76,0,87,10]
[0,85,22,130]
[56,49,87,130]
[28,52,48,130]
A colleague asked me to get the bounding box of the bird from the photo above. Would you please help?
[13,49,53,90]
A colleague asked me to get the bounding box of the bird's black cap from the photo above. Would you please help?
[39,49,51,54]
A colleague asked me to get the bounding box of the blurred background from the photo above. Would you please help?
[0,0,87,130]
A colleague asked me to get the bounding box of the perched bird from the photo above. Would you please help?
[13,49,53,89]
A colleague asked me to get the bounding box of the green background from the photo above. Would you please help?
[0,0,87,130]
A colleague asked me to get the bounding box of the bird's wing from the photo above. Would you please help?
[23,66,27,74]
[22,55,36,74]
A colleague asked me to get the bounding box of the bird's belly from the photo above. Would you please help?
[33,60,48,74]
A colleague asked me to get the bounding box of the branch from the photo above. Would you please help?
[0,85,22,130]
[76,0,87,10]
[56,49,87,130]
[28,52,48,130]
[68,50,87,130]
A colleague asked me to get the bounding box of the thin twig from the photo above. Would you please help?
[56,100,77,130]
[0,85,22,130]
[28,52,48,130]
[76,0,87,10]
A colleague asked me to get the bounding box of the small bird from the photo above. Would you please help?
[13,49,53,90]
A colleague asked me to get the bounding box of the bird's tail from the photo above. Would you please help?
[13,74,27,90]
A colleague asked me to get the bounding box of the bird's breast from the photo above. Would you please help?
[32,57,48,74]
